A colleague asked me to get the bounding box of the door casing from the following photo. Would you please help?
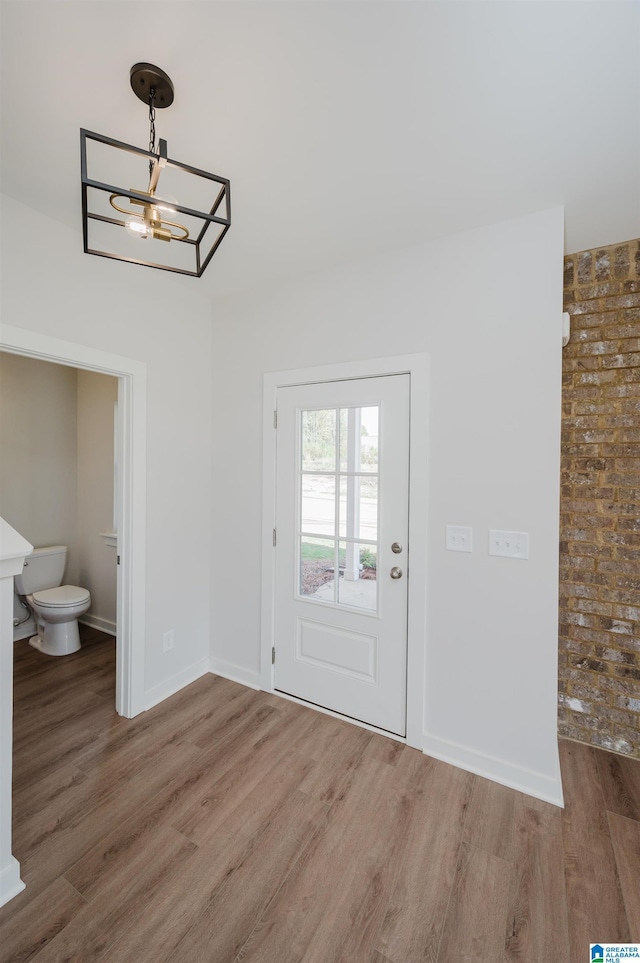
[261,353,429,749]
[1,323,147,718]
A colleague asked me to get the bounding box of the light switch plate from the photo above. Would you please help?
[446,525,473,553]
[489,530,529,559]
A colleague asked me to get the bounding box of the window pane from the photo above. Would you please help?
[339,476,378,542]
[302,409,336,472]
[339,406,378,473]
[300,537,336,599]
[338,541,377,611]
[359,407,379,473]
[301,474,335,537]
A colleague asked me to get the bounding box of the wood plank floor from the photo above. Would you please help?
[1,627,638,962]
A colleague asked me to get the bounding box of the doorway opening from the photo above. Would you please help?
[0,324,146,718]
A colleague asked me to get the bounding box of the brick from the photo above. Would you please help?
[612,604,640,620]
[576,282,623,301]
[604,384,640,398]
[577,251,593,284]
[601,531,640,545]
[608,587,640,604]
[563,388,602,401]
[564,257,574,288]
[604,473,640,486]
[565,357,603,372]
[558,723,592,743]
[604,323,640,339]
[575,599,613,616]
[596,734,635,755]
[577,371,618,384]
[595,250,611,281]
[600,415,638,428]
[607,294,640,310]
[568,516,611,531]
[614,244,630,280]
[616,339,640,352]
[596,616,635,634]
[563,612,597,628]
[592,646,624,663]
[602,353,640,369]
[565,471,600,485]
[607,454,640,472]
[608,729,640,754]
[614,664,640,681]
[606,707,640,728]
[570,300,605,316]
[570,634,615,653]
[578,431,616,445]
[562,498,600,513]
[615,694,640,712]
[615,546,640,560]
[616,428,640,441]
[560,582,598,599]
[574,328,605,343]
[616,517,640,531]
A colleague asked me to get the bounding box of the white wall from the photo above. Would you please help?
[1,193,213,700]
[209,207,564,803]
[76,369,118,633]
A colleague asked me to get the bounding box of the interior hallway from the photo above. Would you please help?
[1,630,638,961]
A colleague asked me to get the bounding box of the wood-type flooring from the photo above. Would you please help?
[1,627,638,962]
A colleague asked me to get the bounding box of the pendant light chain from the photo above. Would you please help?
[148,88,156,179]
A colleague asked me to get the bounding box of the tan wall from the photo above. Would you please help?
[76,369,118,631]
[0,353,78,576]
[560,238,640,757]
[0,354,118,630]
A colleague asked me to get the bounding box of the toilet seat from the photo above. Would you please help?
[31,585,91,607]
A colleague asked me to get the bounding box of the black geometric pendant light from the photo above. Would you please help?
[81,63,231,277]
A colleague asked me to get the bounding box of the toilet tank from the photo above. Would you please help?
[14,545,67,595]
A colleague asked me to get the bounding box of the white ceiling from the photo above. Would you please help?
[1,1,639,297]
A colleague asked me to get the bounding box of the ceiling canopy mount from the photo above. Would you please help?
[129,63,174,109]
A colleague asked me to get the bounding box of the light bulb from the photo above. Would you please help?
[154,193,178,214]
[125,218,150,239]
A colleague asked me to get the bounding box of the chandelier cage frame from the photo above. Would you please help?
[80,127,231,278]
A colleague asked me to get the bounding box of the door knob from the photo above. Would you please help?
[390,566,403,580]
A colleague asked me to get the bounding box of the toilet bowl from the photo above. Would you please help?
[27,585,91,656]
[14,545,91,657]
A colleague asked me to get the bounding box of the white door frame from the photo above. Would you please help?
[261,353,429,749]
[1,324,146,718]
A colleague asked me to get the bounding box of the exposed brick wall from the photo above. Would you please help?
[559,238,640,757]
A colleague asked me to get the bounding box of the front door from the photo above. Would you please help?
[274,375,410,735]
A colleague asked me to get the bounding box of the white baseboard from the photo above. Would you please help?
[79,615,117,637]
[144,658,210,711]
[422,731,564,808]
[210,657,261,690]
[13,618,36,642]
[0,856,25,909]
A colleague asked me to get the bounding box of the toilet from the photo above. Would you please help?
[14,545,91,656]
